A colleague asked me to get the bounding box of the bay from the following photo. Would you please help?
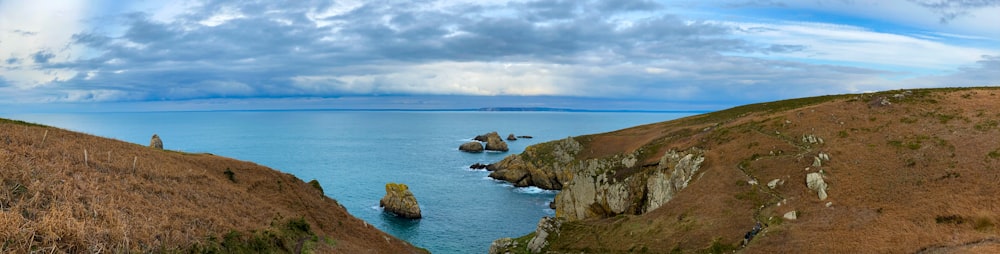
[5,110,691,253]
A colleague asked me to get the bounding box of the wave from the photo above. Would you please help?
[513,186,558,195]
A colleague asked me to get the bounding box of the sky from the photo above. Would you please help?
[1,0,998,112]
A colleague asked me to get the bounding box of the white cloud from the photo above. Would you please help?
[727,20,997,74]
[0,0,89,87]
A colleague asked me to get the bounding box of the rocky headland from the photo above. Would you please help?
[488,88,1000,253]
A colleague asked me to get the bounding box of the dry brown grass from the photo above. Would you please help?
[536,87,1000,253]
[0,118,425,253]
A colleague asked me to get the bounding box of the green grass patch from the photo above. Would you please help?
[186,217,322,253]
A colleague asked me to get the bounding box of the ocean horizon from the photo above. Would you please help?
[4,110,694,253]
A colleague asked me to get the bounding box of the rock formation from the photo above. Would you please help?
[483,132,509,151]
[507,134,518,141]
[806,172,828,200]
[469,132,509,152]
[470,163,489,170]
[149,134,163,149]
[516,135,533,139]
[459,141,484,152]
[380,183,422,219]
[488,137,582,190]
[489,238,516,254]
[526,217,563,253]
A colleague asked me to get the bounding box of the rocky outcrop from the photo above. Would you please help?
[806,172,828,200]
[471,132,509,152]
[380,183,422,219]
[643,149,705,213]
[555,148,704,221]
[488,137,582,190]
[517,135,533,139]
[149,134,163,149]
[526,217,563,253]
[489,238,516,254]
[484,132,509,151]
[507,134,518,141]
[470,163,489,170]
[459,141,484,152]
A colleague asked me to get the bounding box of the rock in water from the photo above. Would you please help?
[483,132,509,152]
[380,183,422,219]
[806,173,828,200]
[149,134,163,149]
[459,141,484,152]
[507,133,518,141]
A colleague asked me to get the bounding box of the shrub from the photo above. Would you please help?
[224,168,236,182]
[308,179,324,193]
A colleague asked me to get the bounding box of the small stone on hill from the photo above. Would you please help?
[150,134,163,149]
[380,183,422,219]
[460,141,484,152]
[784,211,798,220]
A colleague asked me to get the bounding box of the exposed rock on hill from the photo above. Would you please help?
[380,183,422,219]
[489,88,1000,253]
[149,134,163,149]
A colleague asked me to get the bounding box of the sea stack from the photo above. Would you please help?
[149,134,163,149]
[481,132,509,152]
[380,183,422,219]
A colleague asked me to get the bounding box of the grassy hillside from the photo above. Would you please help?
[496,87,1000,253]
[0,118,425,253]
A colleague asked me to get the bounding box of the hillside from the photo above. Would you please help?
[0,119,425,253]
[489,87,1000,253]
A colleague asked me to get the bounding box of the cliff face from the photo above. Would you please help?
[491,88,1000,253]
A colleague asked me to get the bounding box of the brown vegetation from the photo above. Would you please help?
[0,118,425,253]
[509,87,1000,253]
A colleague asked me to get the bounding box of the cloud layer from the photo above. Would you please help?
[1,0,998,109]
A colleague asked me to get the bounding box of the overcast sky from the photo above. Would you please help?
[1,0,998,112]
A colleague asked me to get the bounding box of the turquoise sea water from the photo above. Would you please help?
[5,111,692,253]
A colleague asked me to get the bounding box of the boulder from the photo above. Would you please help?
[784,211,798,220]
[380,183,422,219]
[459,141,484,152]
[507,134,518,141]
[806,173,828,200]
[149,134,163,149]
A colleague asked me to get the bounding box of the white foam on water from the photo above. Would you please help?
[513,186,557,194]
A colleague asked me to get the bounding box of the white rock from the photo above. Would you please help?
[806,173,828,200]
[783,211,798,220]
[767,179,782,189]
[812,156,822,167]
[825,202,833,207]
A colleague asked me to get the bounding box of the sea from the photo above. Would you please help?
[5,110,693,253]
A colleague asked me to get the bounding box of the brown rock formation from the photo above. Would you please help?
[380,183,422,219]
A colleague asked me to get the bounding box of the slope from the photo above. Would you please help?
[0,118,426,253]
[489,87,1000,253]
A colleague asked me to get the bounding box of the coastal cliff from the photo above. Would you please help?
[0,118,426,253]
[491,88,1000,253]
